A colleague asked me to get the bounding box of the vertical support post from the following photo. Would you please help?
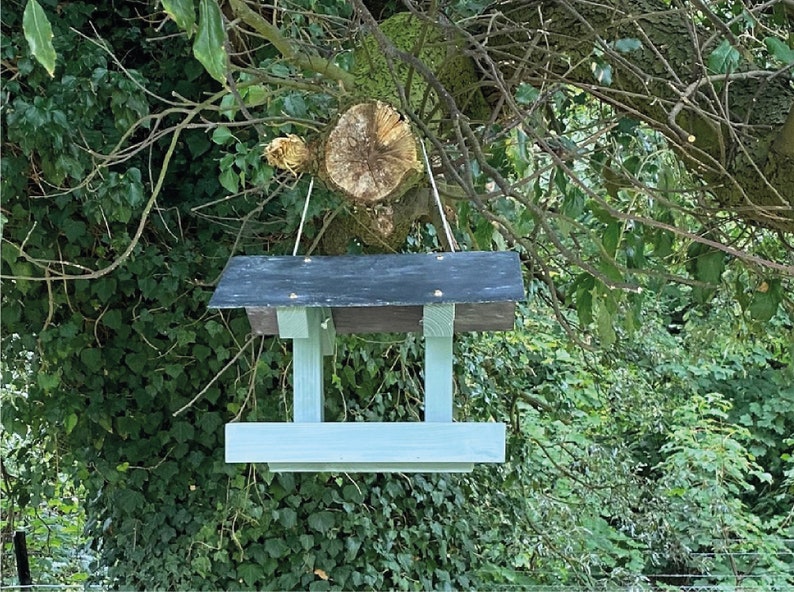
[14,531,32,586]
[277,307,324,422]
[423,303,455,422]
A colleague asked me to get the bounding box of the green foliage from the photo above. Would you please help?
[708,39,741,74]
[194,0,227,85]
[2,0,793,589]
[22,0,56,76]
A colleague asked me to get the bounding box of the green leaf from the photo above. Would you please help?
[162,0,196,37]
[515,83,540,105]
[613,38,642,53]
[591,60,612,86]
[23,0,57,77]
[238,563,260,587]
[308,511,335,535]
[211,125,235,145]
[602,221,621,258]
[193,0,228,85]
[596,298,617,347]
[64,413,78,435]
[708,39,740,74]
[694,250,724,285]
[747,279,782,322]
[764,37,794,64]
[264,538,289,558]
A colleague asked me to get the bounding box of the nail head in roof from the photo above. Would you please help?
[434,289,443,297]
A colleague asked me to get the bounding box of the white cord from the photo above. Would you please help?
[292,176,314,256]
[419,142,456,252]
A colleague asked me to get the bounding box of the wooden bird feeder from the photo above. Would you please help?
[208,251,524,472]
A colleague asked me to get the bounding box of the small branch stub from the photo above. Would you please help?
[264,134,311,175]
[324,101,422,204]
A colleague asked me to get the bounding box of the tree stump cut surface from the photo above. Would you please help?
[324,101,422,204]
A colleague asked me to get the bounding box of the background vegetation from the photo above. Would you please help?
[2,0,793,589]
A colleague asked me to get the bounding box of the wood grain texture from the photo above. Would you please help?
[423,303,455,422]
[422,303,455,338]
[276,307,310,339]
[245,302,517,335]
[291,307,324,422]
[225,422,506,465]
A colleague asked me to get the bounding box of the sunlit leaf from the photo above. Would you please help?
[162,0,196,36]
[23,0,57,77]
[64,413,78,434]
[591,60,612,85]
[193,0,228,85]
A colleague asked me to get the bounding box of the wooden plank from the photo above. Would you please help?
[225,422,505,464]
[290,308,323,422]
[422,303,455,338]
[209,252,524,309]
[268,462,474,473]
[319,308,335,356]
[276,307,310,339]
[423,304,454,422]
[245,302,517,335]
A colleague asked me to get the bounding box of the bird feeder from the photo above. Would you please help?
[208,251,524,472]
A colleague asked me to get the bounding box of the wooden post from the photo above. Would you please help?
[14,531,32,586]
[277,307,325,422]
[423,303,455,422]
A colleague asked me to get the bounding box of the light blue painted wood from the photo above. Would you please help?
[422,303,455,337]
[268,462,474,473]
[319,308,335,356]
[286,307,324,422]
[225,422,505,465]
[424,304,454,422]
[276,307,310,339]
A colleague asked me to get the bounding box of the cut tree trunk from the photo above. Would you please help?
[265,101,427,252]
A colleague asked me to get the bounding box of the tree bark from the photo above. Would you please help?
[482,0,794,231]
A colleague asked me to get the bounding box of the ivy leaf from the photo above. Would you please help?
[64,413,78,435]
[162,0,196,37]
[764,37,794,64]
[515,83,540,105]
[23,0,57,77]
[237,563,260,586]
[708,39,740,74]
[193,0,228,86]
[308,511,335,534]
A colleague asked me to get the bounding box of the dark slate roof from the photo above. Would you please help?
[209,252,524,309]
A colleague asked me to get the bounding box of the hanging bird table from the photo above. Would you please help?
[208,251,524,472]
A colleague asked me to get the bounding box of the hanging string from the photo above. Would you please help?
[420,142,456,252]
[292,176,314,256]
